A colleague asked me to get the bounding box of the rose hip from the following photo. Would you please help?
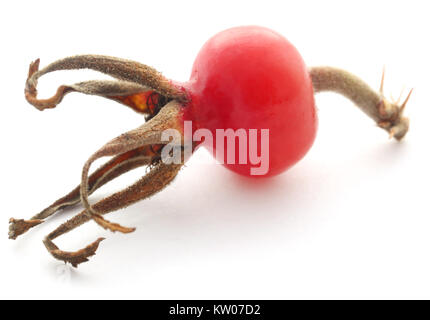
[9,26,411,267]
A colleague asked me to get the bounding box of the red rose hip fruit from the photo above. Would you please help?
[185,26,317,177]
[14,24,411,266]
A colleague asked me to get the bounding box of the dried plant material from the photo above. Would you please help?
[43,161,183,267]
[43,237,105,268]
[11,55,185,267]
[10,47,412,267]
[25,55,187,111]
[92,215,136,234]
[111,91,170,120]
[8,145,160,239]
[310,66,411,140]
[79,101,184,232]
[8,218,43,240]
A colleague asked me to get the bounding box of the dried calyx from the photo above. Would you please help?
[11,55,187,267]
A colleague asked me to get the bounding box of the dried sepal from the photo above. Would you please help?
[11,55,188,266]
[43,236,105,268]
[8,146,158,240]
[111,91,170,121]
[25,55,186,114]
[25,59,170,119]
[8,218,43,239]
[92,214,136,234]
[79,101,184,232]
[43,160,183,267]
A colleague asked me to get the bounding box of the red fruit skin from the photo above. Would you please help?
[183,26,317,177]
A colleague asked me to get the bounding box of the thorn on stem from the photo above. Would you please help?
[379,66,386,94]
[400,88,413,114]
[396,86,406,105]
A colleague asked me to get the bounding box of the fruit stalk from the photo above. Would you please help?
[309,66,411,140]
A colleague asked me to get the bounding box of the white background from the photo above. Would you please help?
[1,0,429,299]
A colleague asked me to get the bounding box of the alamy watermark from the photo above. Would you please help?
[160,121,270,175]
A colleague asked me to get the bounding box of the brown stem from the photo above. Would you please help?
[309,66,411,140]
